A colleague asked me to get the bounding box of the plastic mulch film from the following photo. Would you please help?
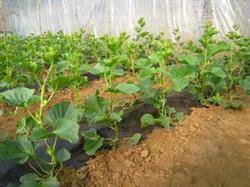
[1,0,249,39]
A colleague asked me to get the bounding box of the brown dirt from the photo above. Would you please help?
[60,96,250,187]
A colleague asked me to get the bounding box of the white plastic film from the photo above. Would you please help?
[1,0,249,38]
[211,0,249,35]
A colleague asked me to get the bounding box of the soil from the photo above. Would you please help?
[60,96,250,187]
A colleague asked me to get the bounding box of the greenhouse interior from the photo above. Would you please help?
[0,0,250,186]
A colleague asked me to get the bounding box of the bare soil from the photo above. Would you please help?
[60,96,250,187]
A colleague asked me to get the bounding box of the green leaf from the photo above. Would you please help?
[140,113,155,128]
[115,83,140,94]
[113,68,125,76]
[0,87,35,107]
[42,176,59,187]
[135,58,151,70]
[84,92,108,124]
[166,106,176,114]
[22,61,41,74]
[82,129,104,156]
[56,148,71,162]
[210,66,226,79]
[207,41,230,57]
[45,101,78,124]
[166,64,195,92]
[29,127,52,141]
[16,117,38,134]
[28,95,41,105]
[0,139,27,161]
[127,133,142,145]
[0,136,36,162]
[149,52,164,64]
[178,54,201,66]
[16,136,37,159]
[46,101,80,142]
[172,79,191,92]
[90,63,109,75]
[44,47,58,64]
[19,173,41,187]
[223,102,243,110]
[56,60,69,73]
[48,76,76,91]
[109,112,122,122]
[174,112,184,122]
[52,119,79,143]
[156,115,170,128]
[6,182,16,187]
[19,173,59,187]
[240,76,250,95]
[208,93,224,105]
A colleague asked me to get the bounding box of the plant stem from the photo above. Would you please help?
[29,162,43,176]
[44,139,57,175]
[38,64,53,123]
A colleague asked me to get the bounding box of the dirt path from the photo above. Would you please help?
[61,96,250,187]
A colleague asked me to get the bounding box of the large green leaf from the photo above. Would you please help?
[201,71,225,90]
[115,83,140,94]
[90,63,109,75]
[127,133,142,145]
[113,68,125,76]
[149,52,164,64]
[16,117,38,135]
[135,58,151,70]
[42,176,59,187]
[45,102,79,143]
[166,64,195,92]
[22,60,42,74]
[240,76,250,95]
[82,129,104,156]
[207,41,230,57]
[178,54,202,66]
[172,79,191,92]
[140,113,155,128]
[84,92,108,124]
[19,173,59,187]
[29,127,53,141]
[210,66,226,79]
[0,139,27,161]
[19,173,41,187]
[56,60,69,73]
[155,115,170,128]
[174,112,184,122]
[48,75,76,91]
[0,136,36,162]
[15,136,37,161]
[45,101,78,124]
[52,119,79,143]
[56,148,71,162]
[109,112,122,123]
[0,87,35,107]
[140,113,170,128]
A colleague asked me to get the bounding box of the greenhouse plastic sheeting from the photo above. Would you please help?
[0,0,249,39]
